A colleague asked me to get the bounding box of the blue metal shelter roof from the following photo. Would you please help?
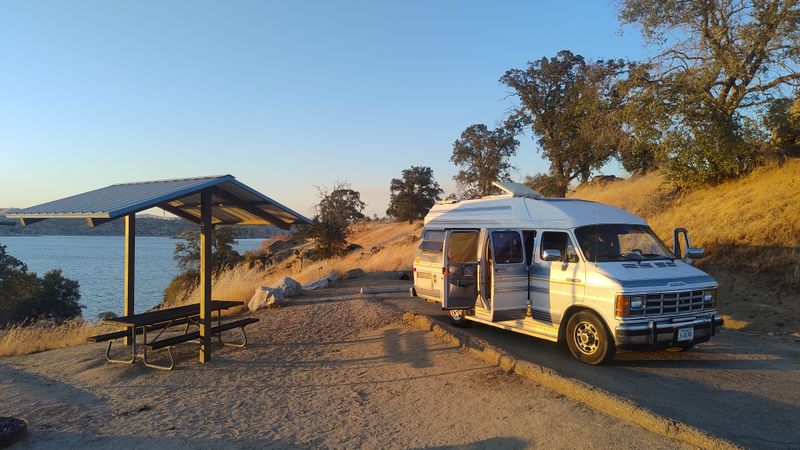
[7,175,310,229]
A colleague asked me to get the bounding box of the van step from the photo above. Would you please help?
[466,315,559,342]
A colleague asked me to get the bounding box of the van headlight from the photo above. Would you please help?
[615,294,645,317]
[703,288,717,308]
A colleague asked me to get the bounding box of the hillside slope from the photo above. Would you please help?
[571,159,800,285]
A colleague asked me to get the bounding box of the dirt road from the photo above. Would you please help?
[1,297,681,449]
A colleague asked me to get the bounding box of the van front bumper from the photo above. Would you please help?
[615,314,724,349]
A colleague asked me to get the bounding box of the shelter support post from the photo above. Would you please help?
[199,189,213,363]
[124,214,135,345]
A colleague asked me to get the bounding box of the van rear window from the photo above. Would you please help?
[420,230,445,253]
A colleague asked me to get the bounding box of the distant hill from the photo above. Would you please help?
[0,212,283,239]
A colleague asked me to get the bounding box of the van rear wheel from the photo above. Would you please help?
[565,311,615,365]
[448,309,471,327]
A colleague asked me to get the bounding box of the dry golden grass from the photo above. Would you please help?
[572,158,800,284]
[263,220,422,286]
[0,319,112,357]
[173,264,270,315]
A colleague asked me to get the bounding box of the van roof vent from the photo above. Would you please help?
[492,181,543,199]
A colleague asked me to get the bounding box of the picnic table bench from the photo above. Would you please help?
[89,300,259,370]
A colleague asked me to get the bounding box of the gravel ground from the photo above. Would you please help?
[0,294,683,449]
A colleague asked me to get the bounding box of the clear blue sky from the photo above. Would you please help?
[0,1,648,217]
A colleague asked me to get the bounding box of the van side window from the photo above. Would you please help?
[523,230,536,266]
[540,232,580,263]
[491,231,523,264]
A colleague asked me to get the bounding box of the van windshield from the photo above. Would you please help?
[574,224,674,262]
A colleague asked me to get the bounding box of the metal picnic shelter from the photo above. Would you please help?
[7,175,310,364]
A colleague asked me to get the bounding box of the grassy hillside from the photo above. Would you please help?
[571,158,800,287]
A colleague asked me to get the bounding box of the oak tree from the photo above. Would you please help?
[501,51,627,196]
[451,124,519,199]
[386,166,443,222]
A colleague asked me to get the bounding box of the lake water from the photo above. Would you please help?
[0,236,264,319]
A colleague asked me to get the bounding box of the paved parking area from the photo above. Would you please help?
[388,294,800,449]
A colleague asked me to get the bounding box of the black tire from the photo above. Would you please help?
[666,344,695,352]
[447,309,471,327]
[565,311,615,365]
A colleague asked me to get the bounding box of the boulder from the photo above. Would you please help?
[345,243,363,253]
[342,268,366,280]
[278,276,303,298]
[248,286,285,311]
[302,278,329,291]
[97,311,118,321]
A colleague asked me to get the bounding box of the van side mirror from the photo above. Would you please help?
[542,249,562,261]
[673,227,704,260]
[685,247,705,259]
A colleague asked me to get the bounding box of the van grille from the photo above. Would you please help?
[645,290,705,316]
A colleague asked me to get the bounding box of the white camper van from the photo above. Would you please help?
[412,182,723,365]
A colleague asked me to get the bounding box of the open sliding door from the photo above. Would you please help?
[442,229,480,310]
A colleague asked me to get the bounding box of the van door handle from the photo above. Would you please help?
[566,278,581,283]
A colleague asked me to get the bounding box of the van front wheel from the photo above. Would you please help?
[448,309,471,327]
[566,311,615,365]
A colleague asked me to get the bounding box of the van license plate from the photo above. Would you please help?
[677,327,694,342]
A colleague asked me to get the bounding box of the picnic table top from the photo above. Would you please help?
[103,300,244,327]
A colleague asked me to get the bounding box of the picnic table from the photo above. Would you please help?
[89,300,259,370]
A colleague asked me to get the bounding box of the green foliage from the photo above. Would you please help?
[0,244,82,326]
[614,65,670,174]
[522,173,563,197]
[172,226,242,272]
[305,182,366,258]
[764,97,800,157]
[501,51,627,196]
[618,0,800,184]
[386,166,443,222]
[165,227,243,304]
[162,270,199,306]
[662,115,769,186]
[451,124,519,199]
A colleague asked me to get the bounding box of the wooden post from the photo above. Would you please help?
[124,214,135,346]
[199,189,213,363]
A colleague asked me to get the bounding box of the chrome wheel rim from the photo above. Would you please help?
[450,310,465,321]
[574,321,600,355]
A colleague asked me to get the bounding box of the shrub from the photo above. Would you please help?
[162,270,199,306]
[0,245,83,326]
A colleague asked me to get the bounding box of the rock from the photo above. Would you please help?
[97,311,118,321]
[326,272,338,282]
[0,417,27,447]
[369,246,384,254]
[342,268,366,280]
[302,278,329,291]
[248,286,285,311]
[372,271,411,280]
[278,276,303,297]
[345,243,363,253]
[590,175,620,184]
